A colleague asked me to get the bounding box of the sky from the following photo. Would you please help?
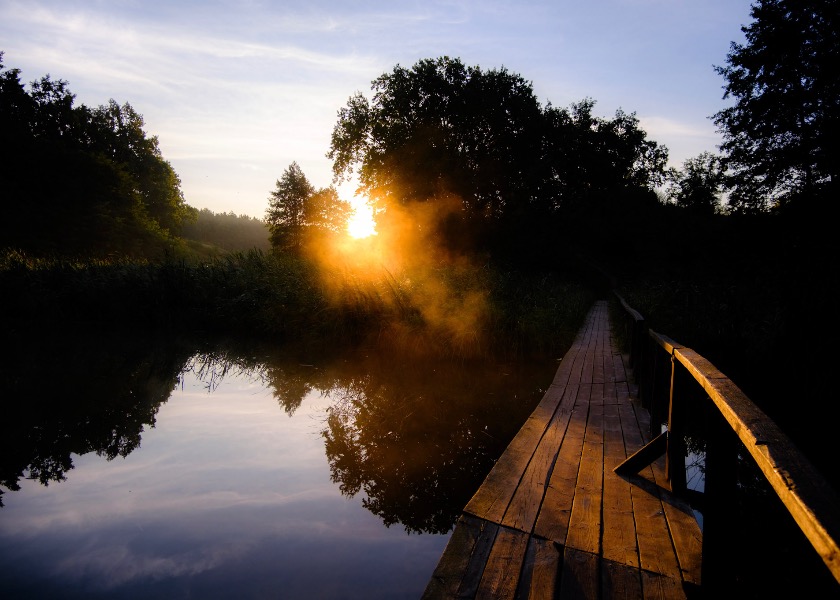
[0,0,754,218]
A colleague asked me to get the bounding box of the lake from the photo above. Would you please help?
[0,332,554,598]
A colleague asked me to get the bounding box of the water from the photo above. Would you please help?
[0,333,552,598]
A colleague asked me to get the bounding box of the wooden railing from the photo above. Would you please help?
[613,293,840,589]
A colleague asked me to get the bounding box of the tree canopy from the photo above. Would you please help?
[713,0,839,211]
[266,162,351,253]
[666,152,726,215]
[0,53,194,258]
[328,57,667,257]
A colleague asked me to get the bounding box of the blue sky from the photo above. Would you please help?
[1,0,753,217]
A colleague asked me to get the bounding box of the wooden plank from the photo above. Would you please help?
[640,571,687,600]
[602,560,643,599]
[533,400,587,543]
[465,395,563,522]
[466,305,597,523]
[617,402,683,581]
[645,447,702,586]
[457,521,500,598]
[476,526,530,599]
[502,406,573,533]
[565,402,604,556]
[558,548,599,600]
[423,515,485,599]
[612,353,627,383]
[602,402,640,569]
[522,537,561,600]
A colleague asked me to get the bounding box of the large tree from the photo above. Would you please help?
[713,0,840,211]
[329,57,547,220]
[328,57,667,256]
[266,163,352,253]
[0,53,193,257]
[266,162,314,252]
[666,152,726,215]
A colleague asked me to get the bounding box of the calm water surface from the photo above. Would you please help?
[0,334,553,598]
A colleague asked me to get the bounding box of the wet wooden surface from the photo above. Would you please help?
[423,301,702,599]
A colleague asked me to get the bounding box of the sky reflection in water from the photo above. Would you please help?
[0,340,551,599]
[0,368,450,599]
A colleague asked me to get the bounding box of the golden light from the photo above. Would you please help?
[347,200,377,239]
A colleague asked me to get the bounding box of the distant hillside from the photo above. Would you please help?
[181,208,270,253]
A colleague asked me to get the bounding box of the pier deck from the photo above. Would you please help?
[422,301,702,599]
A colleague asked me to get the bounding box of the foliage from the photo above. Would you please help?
[266,162,314,252]
[328,57,668,258]
[0,53,194,258]
[665,152,726,215]
[180,208,270,253]
[266,162,352,253]
[713,0,840,211]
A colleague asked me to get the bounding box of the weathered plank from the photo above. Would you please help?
[457,521,500,599]
[617,401,683,581]
[521,537,561,600]
[422,515,485,599]
[602,401,640,569]
[533,399,587,543]
[601,560,643,599]
[558,548,599,600]
[466,318,593,523]
[640,571,686,600]
[476,526,530,599]
[502,404,574,533]
[565,399,604,556]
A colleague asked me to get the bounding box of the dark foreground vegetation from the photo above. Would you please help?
[0,249,595,362]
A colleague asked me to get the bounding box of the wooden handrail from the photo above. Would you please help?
[614,293,840,585]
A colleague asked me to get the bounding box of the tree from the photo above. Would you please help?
[713,0,840,211]
[328,57,668,257]
[265,163,353,253]
[266,162,314,252]
[304,186,352,236]
[666,152,726,215]
[0,54,193,257]
[329,57,546,219]
[87,100,193,233]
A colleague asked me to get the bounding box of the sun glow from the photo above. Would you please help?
[347,201,377,238]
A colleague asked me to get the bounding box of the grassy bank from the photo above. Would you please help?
[1,249,595,361]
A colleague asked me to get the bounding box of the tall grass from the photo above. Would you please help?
[1,249,596,360]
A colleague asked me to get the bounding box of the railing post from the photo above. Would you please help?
[665,355,687,493]
[701,405,739,591]
[647,340,670,441]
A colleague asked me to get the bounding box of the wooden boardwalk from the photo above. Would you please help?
[423,301,702,599]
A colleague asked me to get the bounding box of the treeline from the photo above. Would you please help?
[180,208,270,254]
[0,52,195,259]
[329,57,669,265]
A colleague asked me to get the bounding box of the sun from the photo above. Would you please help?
[347,201,377,239]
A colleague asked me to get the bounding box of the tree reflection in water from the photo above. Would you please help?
[0,333,552,534]
[320,355,548,533]
[0,330,197,507]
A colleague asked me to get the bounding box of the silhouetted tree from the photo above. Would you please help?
[266,162,314,253]
[266,164,352,253]
[328,57,667,258]
[713,0,840,211]
[304,186,352,236]
[0,53,194,257]
[666,152,726,215]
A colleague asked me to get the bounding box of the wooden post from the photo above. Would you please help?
[701,404,739,591]
[647,341,670,441]
[665,356,687,494]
